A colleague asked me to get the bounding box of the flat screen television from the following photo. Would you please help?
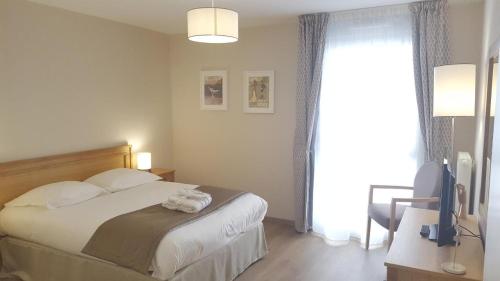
[423,163,457,246]
[437,163,456,247]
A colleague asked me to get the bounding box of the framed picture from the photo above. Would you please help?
[200,70,228,110]
[243,71,275,114]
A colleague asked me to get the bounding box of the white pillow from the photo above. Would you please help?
[5,181,107,209]
[85,168,161,193]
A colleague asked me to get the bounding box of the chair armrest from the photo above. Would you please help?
[390,197,440,205]
[389,197,440,225]
[370,185,414,190]
[368,185,414,204]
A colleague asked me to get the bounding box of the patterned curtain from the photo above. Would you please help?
[410,0,452,165]
[293,13,329,233]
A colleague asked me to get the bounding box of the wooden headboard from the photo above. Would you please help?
[0,145,132,206]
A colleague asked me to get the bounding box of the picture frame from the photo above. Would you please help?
[200,70,228,110]
[243,70,275,114]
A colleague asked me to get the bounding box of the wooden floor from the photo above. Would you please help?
[236,219,387,281]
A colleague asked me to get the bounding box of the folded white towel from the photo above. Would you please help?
[178,189,211,201]
[162,196,212,213]
[162,189,212,213]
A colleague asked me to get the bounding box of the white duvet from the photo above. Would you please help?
[0,181,268,280]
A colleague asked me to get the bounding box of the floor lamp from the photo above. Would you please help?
[433,64,476,275]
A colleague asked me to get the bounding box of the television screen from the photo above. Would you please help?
[437,163,456,247]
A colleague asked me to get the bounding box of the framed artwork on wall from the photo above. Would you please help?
[243,70,275,114]
[200,70,228,110]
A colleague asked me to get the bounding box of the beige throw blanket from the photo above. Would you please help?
[82,186,246,274]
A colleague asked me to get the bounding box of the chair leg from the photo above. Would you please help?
[388,220,395,250]
[388,201,397,250]
[365,216,372,250]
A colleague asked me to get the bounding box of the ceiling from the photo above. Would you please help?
[28,0,418,34]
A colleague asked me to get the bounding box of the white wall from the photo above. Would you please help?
[169,24,298,220]
[0,0,173,167]
[448,0,484,167]
[477,0,500,279]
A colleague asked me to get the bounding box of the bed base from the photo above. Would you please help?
[0,223,267,281]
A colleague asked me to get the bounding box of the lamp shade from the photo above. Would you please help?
[433,64,476,117]
[136,152,152,170]
[187,8,238,43]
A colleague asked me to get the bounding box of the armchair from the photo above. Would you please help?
[365,162,441,249]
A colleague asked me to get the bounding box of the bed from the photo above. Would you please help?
[0,145,268,281]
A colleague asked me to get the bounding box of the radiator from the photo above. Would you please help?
[456,152,473,216]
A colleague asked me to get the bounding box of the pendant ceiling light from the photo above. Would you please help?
[187,0,238,43]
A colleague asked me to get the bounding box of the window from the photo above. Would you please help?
[313,5,424,246]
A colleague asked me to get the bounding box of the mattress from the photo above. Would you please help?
[0,181,268,280]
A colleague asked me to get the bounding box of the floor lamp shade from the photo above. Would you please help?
[187,8,238,43]
[433,64,476,117]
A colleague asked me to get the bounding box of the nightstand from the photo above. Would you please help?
[151,168,175,182]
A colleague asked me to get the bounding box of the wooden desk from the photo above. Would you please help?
[385,208,483,281]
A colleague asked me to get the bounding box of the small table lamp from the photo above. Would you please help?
[433,64,476,170]
[136,152,152,171]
